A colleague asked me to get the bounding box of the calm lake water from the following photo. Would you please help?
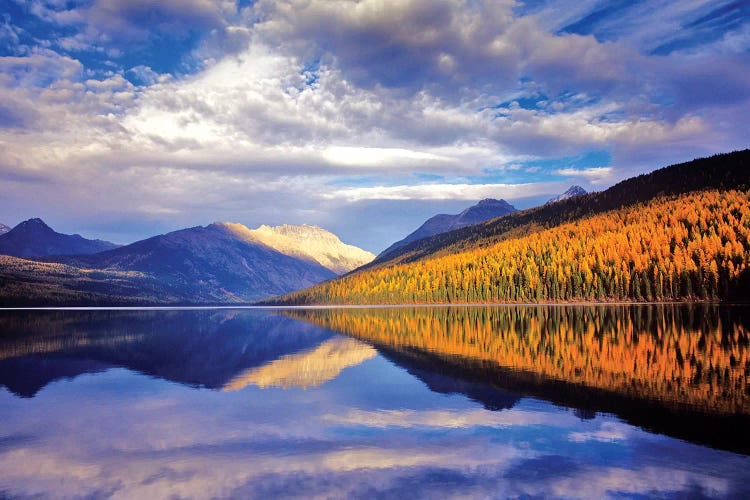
[0,305,748,499]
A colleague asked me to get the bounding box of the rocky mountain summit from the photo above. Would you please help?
[220,222,375,274]
[378,198,517,259]
[547,185,587,204]
[0,218,119,257]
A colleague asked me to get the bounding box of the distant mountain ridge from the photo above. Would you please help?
[0,218,119,257]
[379,198,516,259]
[0,220,375,305]
[220,222,374,274]
[547,185,587,204]
[264,149,750,305]
[47,223,336,303]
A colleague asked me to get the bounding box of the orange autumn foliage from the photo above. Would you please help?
[277,190,750,304]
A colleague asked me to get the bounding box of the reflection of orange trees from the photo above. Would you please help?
[290,306,750,414]
[278,190,750,304]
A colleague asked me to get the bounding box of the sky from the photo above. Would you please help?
[0,0,748,253]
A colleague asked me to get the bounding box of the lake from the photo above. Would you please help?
[0,305,748,499]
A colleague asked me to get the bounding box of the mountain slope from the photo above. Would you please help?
[0,255,174,306]
[220,222,374,274]
[547,185,587,204]
[47,223,336,303]
[0,224,10,235]
[0,218,120,257]
[265,188,750,305]
[379,198,517,259]
[365,150,750,270]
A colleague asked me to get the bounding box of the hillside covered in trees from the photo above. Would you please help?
[267,188,750,304]
[370,150,750,269]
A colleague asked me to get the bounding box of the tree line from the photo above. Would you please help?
[274,189,750,304]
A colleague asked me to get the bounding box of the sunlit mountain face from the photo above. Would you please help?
[219,222,375,274]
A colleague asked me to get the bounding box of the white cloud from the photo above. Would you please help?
[555,167,614,184]
[321,146,452,168]
[0,0,748,247]
[322,182,565,201]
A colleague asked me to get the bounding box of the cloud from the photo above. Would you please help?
[322,182,566,201]
[250,0,653,104]
[0,0,748,248]
[253,0,520,93]
[555,166,613,184]
[321,146,453,168]
[27,0,236,44]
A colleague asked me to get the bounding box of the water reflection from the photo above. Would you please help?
[290,305,750,454]
[224,337,377,390]
[0,310,333,396]
[0,307,748,499]
[290,305,750,413]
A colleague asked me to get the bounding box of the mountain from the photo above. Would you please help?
[364,150,750,270]
[0,218,120,257]
[0,254,176,307]
[264,149,750,305]
[46,223,337,303]
[0,223,10,235]
[1,221,369,306]
[379,198,517,259]
[220,222,374,274]
[547,185,587,204]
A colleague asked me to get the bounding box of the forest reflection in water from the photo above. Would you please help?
[289,304,750,452]
[0,306,749,499]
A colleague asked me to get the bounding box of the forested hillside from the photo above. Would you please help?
[268,189,750,304]
[366,150,750,269]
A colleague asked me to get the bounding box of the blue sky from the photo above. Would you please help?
[0,0,748,252]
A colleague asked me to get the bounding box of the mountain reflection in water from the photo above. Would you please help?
[288,304,750,453]
[0,306,749,499]
[289,305,750,414]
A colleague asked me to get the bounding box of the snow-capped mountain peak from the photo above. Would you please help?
[547,185,587,204]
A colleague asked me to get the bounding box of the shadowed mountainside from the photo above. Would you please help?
[0,218,119,257]
[378,198,517,259]
[4,223,338,305]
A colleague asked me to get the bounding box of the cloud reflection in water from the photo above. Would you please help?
[0,308,748,499]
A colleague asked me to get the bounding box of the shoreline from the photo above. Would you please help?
[1,299,747,311]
